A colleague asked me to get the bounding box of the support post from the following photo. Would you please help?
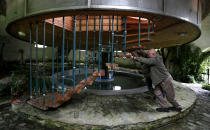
[123,17,127,54]
[108,16,111,61]
[111,16,115,63]
[138,17,141,46]
[52,18,55,104]
[42,21,46,106]
[62,16,65,97]
[116,16,119,56]
[85,16,89,81]
[93,16,96,72]
[79,16,82,75]
[66,40,69,63]
[35,22,39,101]
[148,19,150,40]
[29,23,32,99]
[72,16,77,91]
[98,16,102,73]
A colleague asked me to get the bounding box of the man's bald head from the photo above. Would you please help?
[147,48,156,58]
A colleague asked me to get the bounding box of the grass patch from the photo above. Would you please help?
[202,84,210,90]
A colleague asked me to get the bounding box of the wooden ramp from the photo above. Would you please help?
[27,69,105,110]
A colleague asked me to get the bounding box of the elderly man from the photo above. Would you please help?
[132,48,182,112]
[131,50,154,95]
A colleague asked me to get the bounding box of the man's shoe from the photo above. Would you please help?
[169,107,182,112]
[156,107,169,112]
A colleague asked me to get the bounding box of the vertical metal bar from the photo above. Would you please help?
[73,16,77,91]
[116,16,119,56]
[79,16,82,75]
[35,22,39,101]
[56,46,59,85]
[101,16,103,44]
[29,23,32,99]
[111,16,115,63]
[100,15,103,67]
[93,16,96,72]
[148,19,150,40]
[85,15,89,81]
[108,16,111,62]
[123,17,127,54]
[42,21,46,106]
[152,21,155,32]
[138,17,141,46]
[98,16,102,73]
[62,16,65,97]
[52,18,55,104]
[66,40,69,64]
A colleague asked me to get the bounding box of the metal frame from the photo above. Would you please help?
[51,18,55,104]
[29,23,33,99]
[138,17,141,46]
[72,16,77,90]
[61,16,65,97]
[85,15,89,81]
[111,16,115,64]
[98,16,102,73]
[42,20,46,106]
[35,22,39,101]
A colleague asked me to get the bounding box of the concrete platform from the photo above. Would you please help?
[11,81,196,129]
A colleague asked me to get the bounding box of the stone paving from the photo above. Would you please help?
[155,83,210,130]
[0,82,209,130]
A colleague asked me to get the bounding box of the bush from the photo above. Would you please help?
[202,84,210,90]
[0,83,10,96]
[166,44,210,83]
[9,65,29,97]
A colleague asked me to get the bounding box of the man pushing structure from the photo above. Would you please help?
[130,47,182,112]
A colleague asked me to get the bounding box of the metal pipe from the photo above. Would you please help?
[93,15,96,72]
[66,40,69,63]
[35,22,39,101]
[116,16,119,56]
[62,16,65,97]
[108,16,111,61]
[111,16,115,63]
[101,16,103,45]
[79,16,82,75]
[123,17,127,54]
[98,16,102,72]
[52,18,55,104]
[42,20,46,106]
[29,23,32,99]
[85,15,89,81]
[148,19,150,40]
[72,16,77,91]
[138,17,141,46]
[56,45,59,85]
[100,16,103,66]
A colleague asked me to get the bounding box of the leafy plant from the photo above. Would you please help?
[202,84,210,90]
[0,83,10,96]
[9,65,29,97]
[165,44,210,83]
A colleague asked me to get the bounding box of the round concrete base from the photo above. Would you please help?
[12,81,196,129]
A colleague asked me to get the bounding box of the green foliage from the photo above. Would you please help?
[0,83,10,96]
[167,44,210,83]
[202,84,210,90]
[10,65,29,97]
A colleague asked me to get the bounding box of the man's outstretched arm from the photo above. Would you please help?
[134,57,156,65]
